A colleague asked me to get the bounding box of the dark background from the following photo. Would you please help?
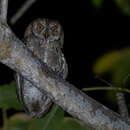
[0,0,130,122]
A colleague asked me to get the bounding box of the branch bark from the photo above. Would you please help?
[0,0,130,129]
[0,0,8,21]
[116,92,129,120]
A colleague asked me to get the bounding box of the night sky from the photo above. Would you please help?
[0,0,130,119]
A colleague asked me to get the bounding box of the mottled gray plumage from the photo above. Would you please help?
[15,18,68,118]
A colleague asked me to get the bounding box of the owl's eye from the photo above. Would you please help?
[37,23,44,32]
[50,25,58,33]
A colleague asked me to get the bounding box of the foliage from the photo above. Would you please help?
[61,118,89,130]
[28,104,64,130]
[93,50,120,75]
[91,0,103,8]
[0,82,23,110]
[114,0,130,16]
[91,0,130,16]
[91,47,130,108]
[0,83,90,130]
[93,48,130,86]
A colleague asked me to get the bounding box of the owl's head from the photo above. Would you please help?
[24,18,64,48]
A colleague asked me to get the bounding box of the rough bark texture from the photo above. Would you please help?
[0,0,130,129]
[116,92,129,120]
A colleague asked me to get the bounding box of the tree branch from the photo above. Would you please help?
[116,92,129,120]
[0,0,8,21]
[0,0,130,129]
[0,20,130,130]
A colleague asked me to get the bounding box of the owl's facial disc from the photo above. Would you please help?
[28,18,64,48]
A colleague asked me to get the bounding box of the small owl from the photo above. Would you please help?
[15,18,68,118]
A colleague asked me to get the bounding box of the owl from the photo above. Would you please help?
[15,18,68,118]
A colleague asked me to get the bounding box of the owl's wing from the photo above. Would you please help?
[60,54,68,79]
[15,73,31,113]
[15,73,24,103]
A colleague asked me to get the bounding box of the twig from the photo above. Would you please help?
[96,76,129,120]
[82,86,130,93]
[10,0,36,24]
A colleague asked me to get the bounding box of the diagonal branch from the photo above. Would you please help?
[0,23,130,130]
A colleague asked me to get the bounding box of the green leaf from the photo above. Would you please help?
[61,117,90,130]
[93,48,130,87]
[112,53,130,87]
[29,104,64,130]
[91,0,103,8]
[93,50,120,74]
[0,82,23,110]
[8,120,29,130]
[114,0,130,16]
[7,113,30,130]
